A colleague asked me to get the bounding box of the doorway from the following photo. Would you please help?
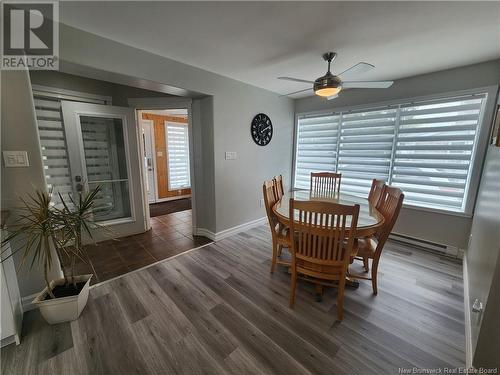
[139,109,192,218]
[31,83,210,285]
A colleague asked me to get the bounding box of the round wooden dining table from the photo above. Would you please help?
[273,190,385,237]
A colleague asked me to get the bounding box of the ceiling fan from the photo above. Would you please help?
[278,52,393,100]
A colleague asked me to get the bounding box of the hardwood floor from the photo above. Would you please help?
[1,225,465,374]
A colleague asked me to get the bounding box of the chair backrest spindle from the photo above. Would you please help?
[290,200,359,267]
[310,172,341,196]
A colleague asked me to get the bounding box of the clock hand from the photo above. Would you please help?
[259,125,271,134]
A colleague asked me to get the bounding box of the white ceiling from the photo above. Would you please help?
[61,2,500,98]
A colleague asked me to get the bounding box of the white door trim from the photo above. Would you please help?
[129,98,196,233]
[140,118,157,204]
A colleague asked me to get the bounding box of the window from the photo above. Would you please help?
[166,122,191,190]
[294,93,487,213]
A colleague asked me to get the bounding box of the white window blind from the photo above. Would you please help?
[166,122,191,190]
[392,95,485,212]
[293,92,487,213]
[33,95,73,200]
[338,108,397,196]
[294,113,340,189]
[33,90,106,204]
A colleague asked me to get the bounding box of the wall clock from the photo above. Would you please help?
[251,113,273,146]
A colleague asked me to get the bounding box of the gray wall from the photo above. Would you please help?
[57,24,294,234]
[1,70,63,297]
[467,145,500,368]
[295,60,500,249]
[30,70,173,106]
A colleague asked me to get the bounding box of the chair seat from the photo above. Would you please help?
[353,237,377,258]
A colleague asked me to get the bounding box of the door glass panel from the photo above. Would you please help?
[80,116,131,221]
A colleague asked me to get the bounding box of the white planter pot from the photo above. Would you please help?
[32,274,92,325]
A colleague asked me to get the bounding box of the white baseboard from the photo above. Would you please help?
[463,253,473,368]
[194,216,267,242]
[193,227,216,241]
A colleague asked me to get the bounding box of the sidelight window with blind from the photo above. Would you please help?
[166,122,191,190]
[32,88,108,204]
[294,92,487,213]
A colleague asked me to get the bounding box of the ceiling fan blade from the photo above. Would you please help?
[337,62,375,79]
[327,94,339,101]
[279,87,313,97]
[342,81,394,89]
[278,76,314,84]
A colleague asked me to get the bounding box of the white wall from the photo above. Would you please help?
[467,144,500,368]
[295,60,500,249]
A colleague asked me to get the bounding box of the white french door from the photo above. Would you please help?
[61,101,146,237]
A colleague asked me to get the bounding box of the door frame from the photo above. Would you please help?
[60,101,147,238]
[140,117,157,204]
[128,97,196,232]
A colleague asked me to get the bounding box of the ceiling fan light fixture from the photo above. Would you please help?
[314,73,342,98]
[315,87,341,97]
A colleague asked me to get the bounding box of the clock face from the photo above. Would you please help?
[251,113,273,146]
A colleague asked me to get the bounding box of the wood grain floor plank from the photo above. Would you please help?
[108,276,150,324]
[210,303,312,375]
[224,347,274,375]
[147,264,239,363]
[176,255,346,375]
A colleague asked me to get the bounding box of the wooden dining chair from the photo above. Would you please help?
[263,180,291,273]
[310,172,341,196]
[368,179,386,207]
[350,186,404,295]
[289,199,359,321]
[273,175,284,200]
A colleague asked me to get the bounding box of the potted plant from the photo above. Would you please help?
[1,186,103,324]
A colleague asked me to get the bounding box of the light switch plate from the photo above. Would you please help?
[3,151,29,167]
[225,151,237,160]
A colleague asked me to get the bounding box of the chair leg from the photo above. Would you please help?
[371,258,380,295]
[277,244,283,257]
[289,271,297,308]
[363,257,369,273]
[270,241,277,274]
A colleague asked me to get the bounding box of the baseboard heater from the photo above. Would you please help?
[389,233,462,259]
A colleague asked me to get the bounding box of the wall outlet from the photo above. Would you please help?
[3,151,29,167]
[260,198,265,207]
[225,151,237,160]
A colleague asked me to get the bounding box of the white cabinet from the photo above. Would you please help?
[1,228,23,347]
